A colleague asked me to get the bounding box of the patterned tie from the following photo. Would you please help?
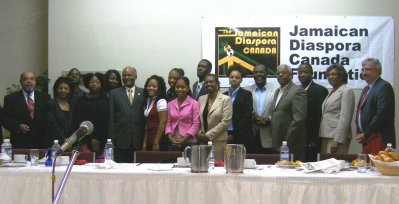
[196,83,201,98]
[356,85,370,128]
[27,92,35,119]
[128,89,133,105]
[358,86,370,111]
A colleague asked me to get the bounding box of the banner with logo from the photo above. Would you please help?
[202,16,394,88]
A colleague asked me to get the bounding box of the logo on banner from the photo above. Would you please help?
[215,27,280,77]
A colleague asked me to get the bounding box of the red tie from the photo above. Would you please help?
[27,92,35,119]
[356,86,369,119]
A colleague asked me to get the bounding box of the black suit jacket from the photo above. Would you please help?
[3,90,50,149]
[357,77,396,148]
[192,81,207,100]
[108,87,145,150]
[45,99,74,147]
[224,88,254,144]
[305,81,328,147]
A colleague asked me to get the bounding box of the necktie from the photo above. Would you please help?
[128,89,133,105]
[196,83,201,98]
[27,92,35,119]
[356,86,370,129]
[358,86,370,110]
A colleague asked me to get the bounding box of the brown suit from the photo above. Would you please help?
[198,92,232,161]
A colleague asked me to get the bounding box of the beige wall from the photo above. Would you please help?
[1,0,398,153]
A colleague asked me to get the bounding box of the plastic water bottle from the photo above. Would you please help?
[51,140,61,166]
[1,139,13,163]
[280,141,290,162]
[104,139,114,162]
[208,141,215,169]
[385,143,394,153]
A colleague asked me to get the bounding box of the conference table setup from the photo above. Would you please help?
[1,158,398,204]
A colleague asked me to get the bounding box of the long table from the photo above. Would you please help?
[0,163,398,204]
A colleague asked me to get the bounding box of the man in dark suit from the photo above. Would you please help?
[298,63,328,162]
[223,65,254,151]
[356,58,396,154]
[109,66,145,162]
[192,59,212,100]
[67,68,86,103]
[271,65,307,161]
[3,71,50,149]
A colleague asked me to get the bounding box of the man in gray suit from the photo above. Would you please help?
[109,66,145,162]
[245,64,277,153]
[271,64,307,161]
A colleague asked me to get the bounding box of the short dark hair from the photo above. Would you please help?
[143,75,167,102]
[326,64,348,84]
[227,64,245,77]
[53,76,73,98]
[299,63,313,73]
[200,59,212,69]
[170,68,185,77]
[204,74,220,90]
[176,77,192,97]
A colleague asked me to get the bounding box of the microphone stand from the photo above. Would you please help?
[52,143,82,204]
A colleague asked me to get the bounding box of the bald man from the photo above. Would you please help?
[108,67,145,162]
[271,65,307,161]
[3,71,50,148]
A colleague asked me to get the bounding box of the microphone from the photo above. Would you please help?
[56,121,94,156]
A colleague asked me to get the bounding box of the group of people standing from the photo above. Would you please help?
[0,57,395,162]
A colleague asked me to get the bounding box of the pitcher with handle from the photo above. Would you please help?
[184,145,212,173]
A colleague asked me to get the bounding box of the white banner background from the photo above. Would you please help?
[202,16,394,89]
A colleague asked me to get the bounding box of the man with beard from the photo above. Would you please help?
[298,63,328,161]
[245,64,277,153]
[3,71,50,148]
[271,65,307,161]
[68,68,86,102]
[192,59,212,100]
[108,66,145,162]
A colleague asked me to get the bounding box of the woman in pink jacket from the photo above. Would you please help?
[165,77,200,151]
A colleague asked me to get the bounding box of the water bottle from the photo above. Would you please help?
[208,141,215,169]
[385,143,394,153]
[1,139,13,163]
[280,141,290,162]
[104,139,114,162]
[51,140,61,166]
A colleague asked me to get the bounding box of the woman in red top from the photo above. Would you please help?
[142,75,167,151]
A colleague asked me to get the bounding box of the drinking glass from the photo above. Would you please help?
[30,149,39,166]
[357,154,367,173]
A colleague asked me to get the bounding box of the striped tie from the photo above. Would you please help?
[27,92,35,119]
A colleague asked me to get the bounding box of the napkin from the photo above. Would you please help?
[95,160,119,169]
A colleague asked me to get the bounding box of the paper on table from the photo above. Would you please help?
[300,158,341,173]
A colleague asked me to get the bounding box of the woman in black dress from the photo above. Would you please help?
[73,73,109,159]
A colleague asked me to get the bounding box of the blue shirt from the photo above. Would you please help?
[255,85,267,115]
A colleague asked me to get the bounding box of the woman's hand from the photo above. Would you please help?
[330,141,340,153]
[197,131,208,143]
[152,142,160,151]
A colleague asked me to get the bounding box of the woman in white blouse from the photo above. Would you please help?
[142,75,168,151]
[320,64,355,153]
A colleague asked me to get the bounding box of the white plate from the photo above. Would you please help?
[1,163,26,167]
[173,163,190,168]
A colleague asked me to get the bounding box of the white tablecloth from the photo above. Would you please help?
[0,163,398,204]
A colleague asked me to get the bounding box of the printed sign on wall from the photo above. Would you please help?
[202,16,394,88]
